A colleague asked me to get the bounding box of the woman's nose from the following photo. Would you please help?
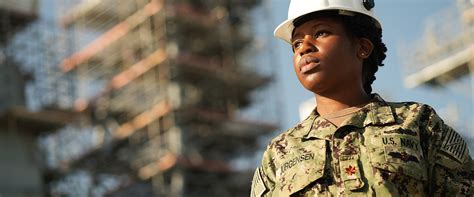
[299,36,317,56]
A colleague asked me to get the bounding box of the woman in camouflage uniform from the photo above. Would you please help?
[251,0,473,196]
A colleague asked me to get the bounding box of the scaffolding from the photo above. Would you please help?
[3,0,276,196]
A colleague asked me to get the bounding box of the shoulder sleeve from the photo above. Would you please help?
[419,105,473,196]
[251,147,276,197]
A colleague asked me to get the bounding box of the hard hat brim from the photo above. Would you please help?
[274,7,381,44]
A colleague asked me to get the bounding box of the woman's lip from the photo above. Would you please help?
[301,62,319,73]
[298,56,320,74]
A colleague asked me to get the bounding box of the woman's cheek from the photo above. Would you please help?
[293,55,300,68]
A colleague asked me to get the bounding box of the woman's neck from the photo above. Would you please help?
[315,92,371,116]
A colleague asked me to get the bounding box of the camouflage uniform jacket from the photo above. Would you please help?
[251,94,473,196]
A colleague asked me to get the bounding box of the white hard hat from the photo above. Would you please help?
[274,0,382,44]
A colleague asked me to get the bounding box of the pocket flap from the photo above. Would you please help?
[274,140,326,196]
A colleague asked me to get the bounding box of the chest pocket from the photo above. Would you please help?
[274,139,326,196]
[368,129,427,181]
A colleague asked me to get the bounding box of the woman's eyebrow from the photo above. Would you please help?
[292,32,303,41]
[291,21,331,41]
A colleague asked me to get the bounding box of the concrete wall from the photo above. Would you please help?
[0,61,26,113]
[0,62,43,196]
[0,128,43,197]
[0,0,38,15]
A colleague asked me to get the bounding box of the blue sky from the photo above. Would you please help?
[262,0,473,144]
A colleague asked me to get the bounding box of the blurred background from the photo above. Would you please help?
[0,0,472,196]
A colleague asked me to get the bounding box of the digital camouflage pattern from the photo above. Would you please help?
[251,94,473,196]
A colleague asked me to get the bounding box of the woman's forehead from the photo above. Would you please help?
[292,17,341,37]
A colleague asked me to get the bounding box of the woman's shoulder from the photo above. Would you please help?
[373,94,439,118]
[380,99,446,131]
[386,100,428,110]
[386,100,438,117]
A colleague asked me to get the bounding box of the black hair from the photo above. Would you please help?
[292,10,387,94]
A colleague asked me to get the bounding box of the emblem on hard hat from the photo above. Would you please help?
[363,0,375,10]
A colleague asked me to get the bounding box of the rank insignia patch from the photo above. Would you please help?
[345,165,357,176]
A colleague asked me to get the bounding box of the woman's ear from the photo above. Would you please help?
[357,38,374,59]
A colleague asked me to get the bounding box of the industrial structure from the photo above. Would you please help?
[401,0,473,150]
[1,0,276,196]
[402,0,473,90]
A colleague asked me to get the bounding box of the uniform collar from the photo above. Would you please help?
[296,93,396,140]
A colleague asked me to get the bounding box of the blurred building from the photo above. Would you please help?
[1,0,276,196]
[401,0,473,149]
[0,1,43,197]
[0,1,48,197]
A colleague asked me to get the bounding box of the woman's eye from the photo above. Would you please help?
[292,40,303,50]
[313,31,328,39]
